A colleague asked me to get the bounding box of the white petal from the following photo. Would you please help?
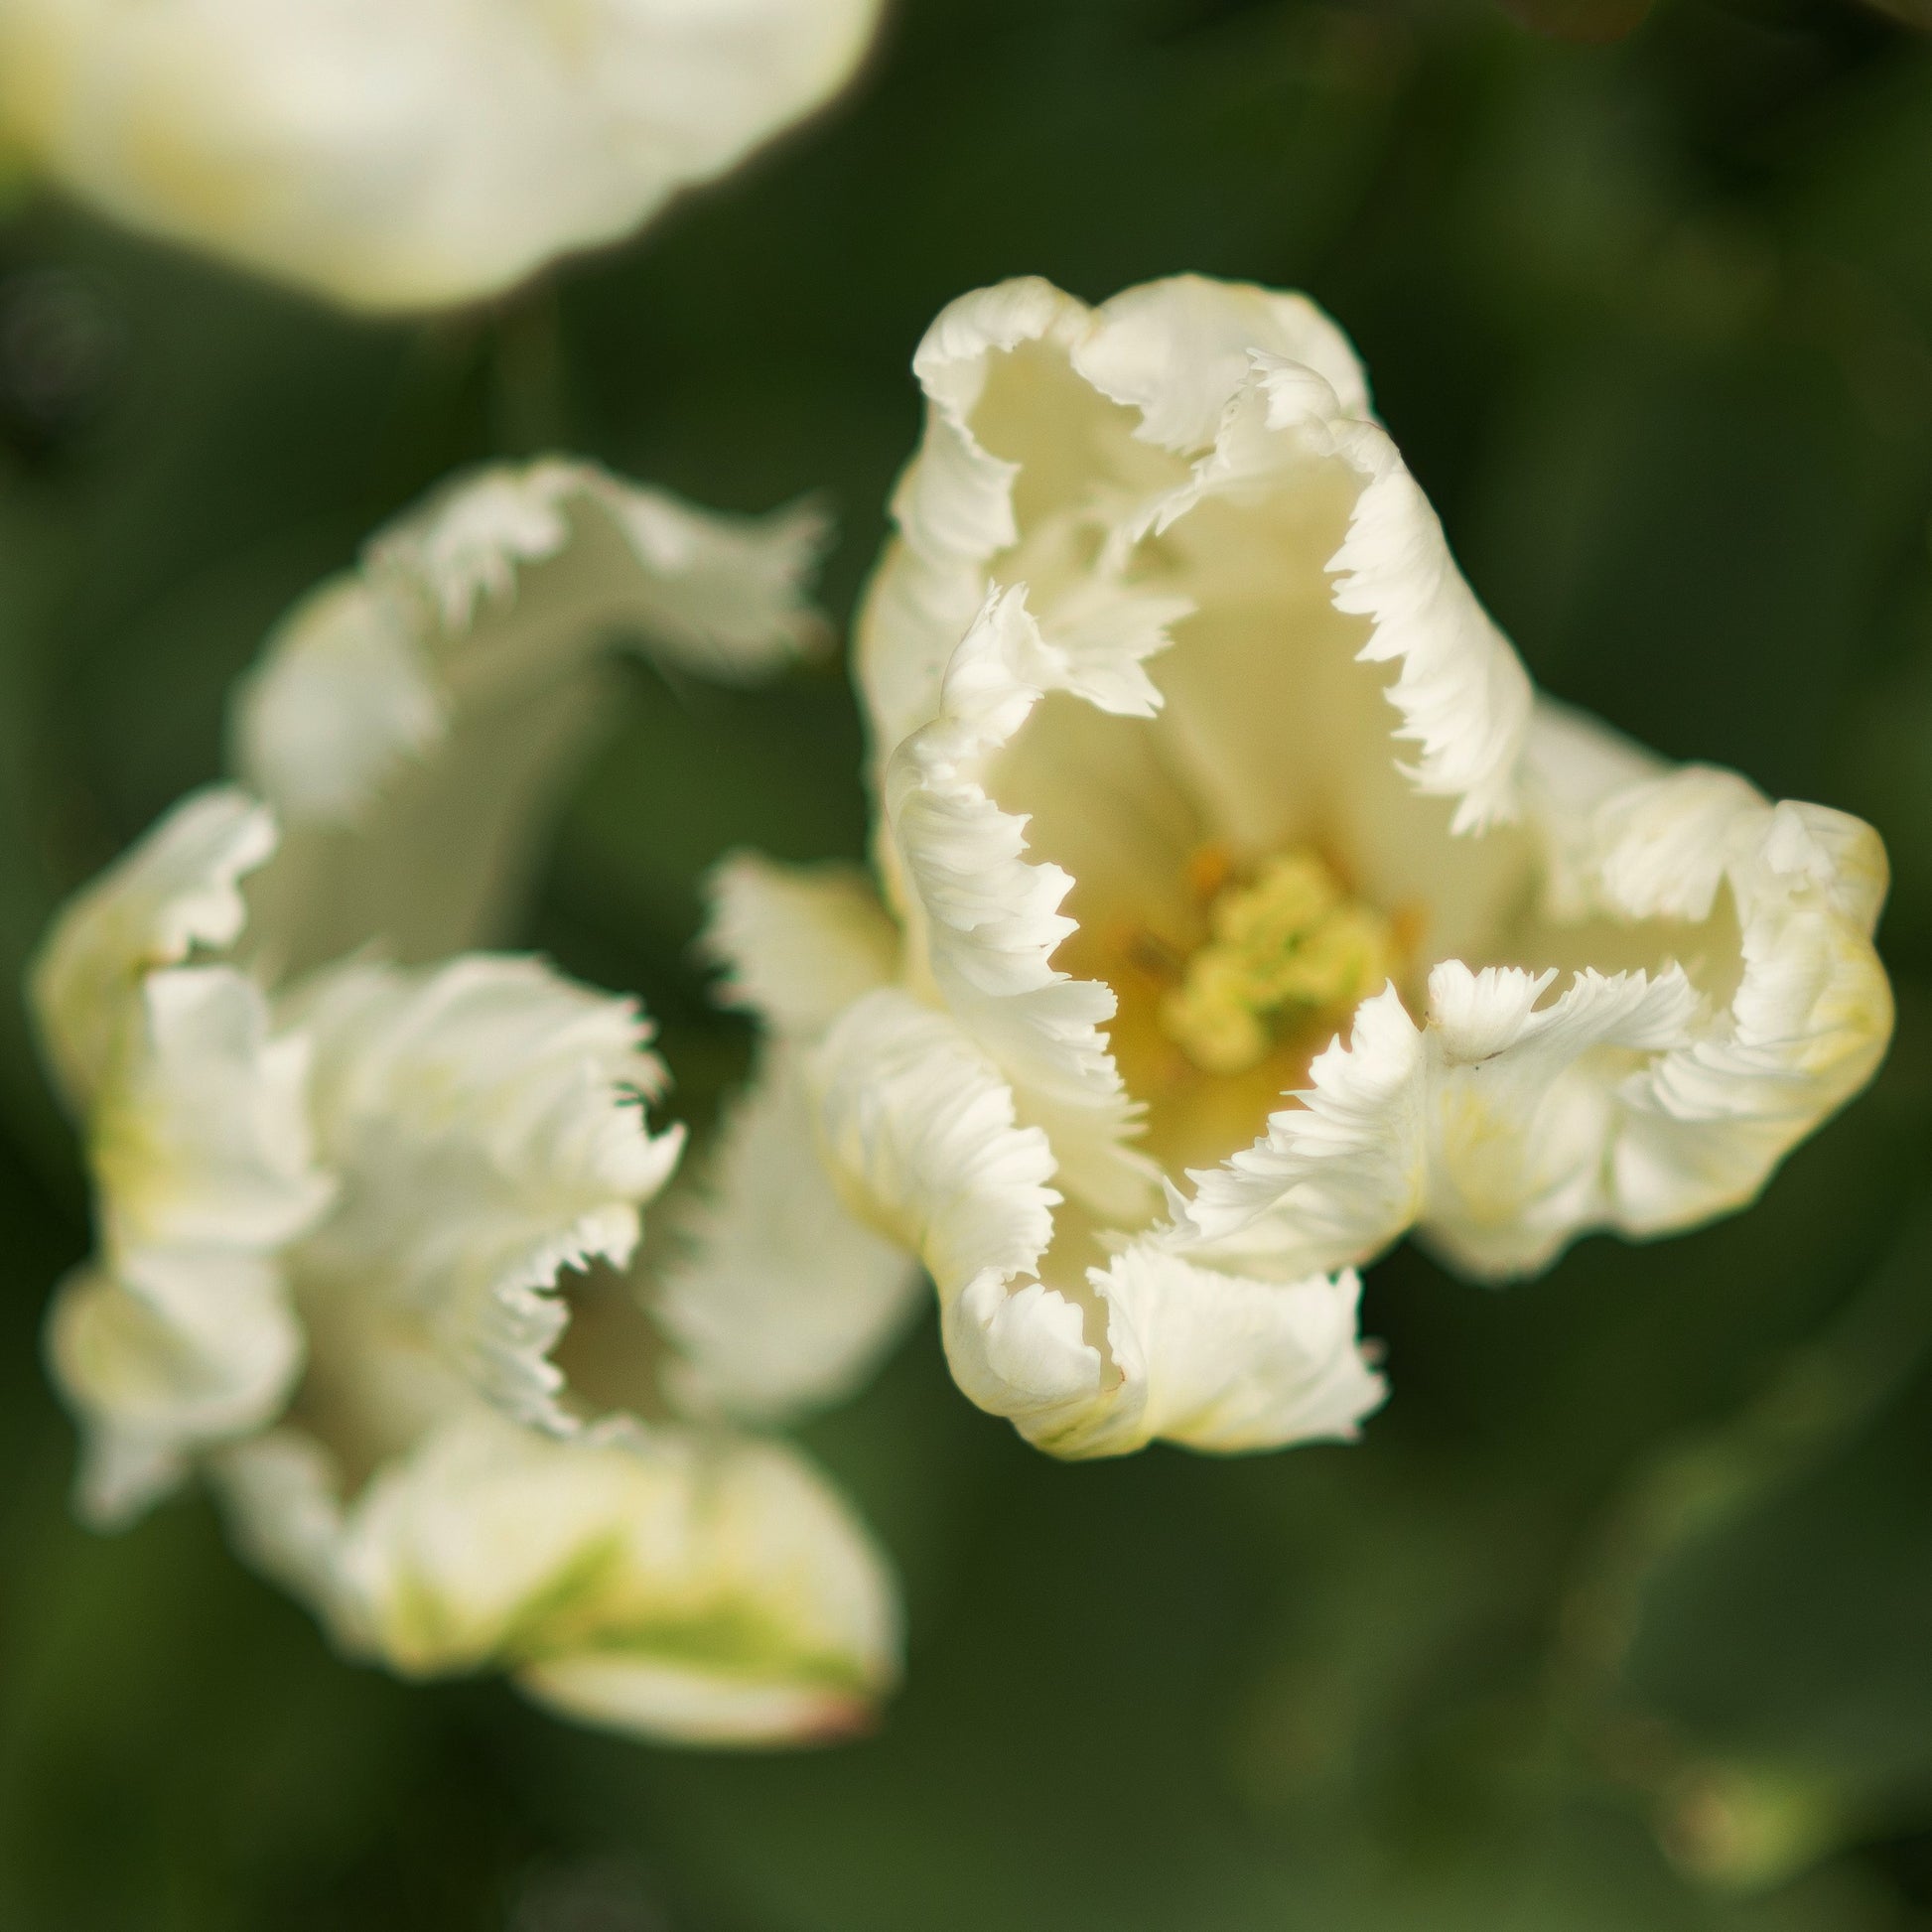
[287,953,684,1431]
[654,1046,922,1424]
[30,785,276,1108]
[0,0,885,311]
[45,960,334,1519]
[703,851,901,1037]
[650,853,919,1422]
[48,1258,302,1525]
[1417,960,1705,1278]
[884,588,1161,1222]
[807,985,1379,1457]
[1075,273,1372,453]
[1176,984,1430,1279]
[95,965,334,1270]
[810,988,1060,1298]
[1505,702,1894,1262]
[1083,1248,1383,1456]
[220,1408,899,1748]
[233,459,827,973]
[1321,401,1533,836]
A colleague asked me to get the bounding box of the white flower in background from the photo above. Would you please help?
[705,274,1893,1461]
[31,458,900,1746]
[232,455,829,976]
[0,0,886,312]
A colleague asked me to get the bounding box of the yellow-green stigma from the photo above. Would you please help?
[1158,850,1396,1075]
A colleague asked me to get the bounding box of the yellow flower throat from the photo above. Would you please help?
[1157,849,1397,1075]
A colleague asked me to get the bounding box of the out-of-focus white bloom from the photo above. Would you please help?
[0,0,887,311]
[232,456,828,975]
[706,274,1893,1461]
[31,458,898,1746]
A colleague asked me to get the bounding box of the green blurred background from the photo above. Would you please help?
[4,0,1932,1923]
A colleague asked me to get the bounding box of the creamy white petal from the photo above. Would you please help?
[32,793,335,1521]
[48,1258,302,1525]
[704,851,902,1037]
[884,587,1161,1222]
[1082,1248,1383,1456]
[1416,961,1705,1278]
[1175,984,1431,1280]
[649,855,921,1422]
[42,965,328,1522]
[233,459,828,973]
[0,0,886,312]
[286,953,683,1432]
[804,984,1378,1456]
[655,1046,922,1424]
[95,965,332,1273]
[811,988,1061,1301]
[218,1408,899,1747]
[31,784,276,1107]
[1074,273,1372,454]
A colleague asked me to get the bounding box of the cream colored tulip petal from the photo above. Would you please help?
[1415,961,1707,1278]
[655,1047,922,1424]
[220,1408,899,1747]
[1171,984,1431,1281]
[0,0,886,312]
[31,784,276,1107]
[49,1258,302,1524]
[885,587,1164,1223]
[1073,273,1372,455]
[704,851,902,1037]
[652,854,920,1422]
[286,953,683,1431]
[812,989,1060,1301]
[1513,705,1892,1252]
[233,459,828,972]
[95,965,333,1274]
[1082,1246,1383,1456]
[803,983,1380,1457]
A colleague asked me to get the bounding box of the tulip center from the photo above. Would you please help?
[1157,848,1398,1075]
[1062,840,1415,1188]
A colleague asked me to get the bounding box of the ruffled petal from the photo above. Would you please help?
[1512,706,1892,1254]
[640,854,921,1422]
[1074,273,1372,454]
[654,1047,922,1424]
[1416,960,1706,1278]
[30,792,339,1520]
[233,459,828,973]
[1084,1247,1384,1455]
[0,0,885,312]
[286,953,683,1432]
[216,1408,899,1748]
[30,785,276,1108]
[1175,984,1431,1280]
[47,1257,302,1526]
[806,985,1380,1457]
[704,851,902,1036]
[884,587,1162,1222]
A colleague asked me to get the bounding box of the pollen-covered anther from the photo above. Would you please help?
[1158,850,1399,1076]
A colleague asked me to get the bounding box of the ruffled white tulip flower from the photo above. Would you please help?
[703,274,1893,1462]
[32,458,900,1745]
[0,0,886,312]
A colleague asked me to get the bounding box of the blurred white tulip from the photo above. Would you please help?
[32,458,899,1747]
[0,0,886,310]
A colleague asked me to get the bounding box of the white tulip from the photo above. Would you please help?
[704,274,1893,1461]
[0,0,886,310]
[32,458,898,1746]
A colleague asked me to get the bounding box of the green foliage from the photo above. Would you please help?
[4,0,1932,1923]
